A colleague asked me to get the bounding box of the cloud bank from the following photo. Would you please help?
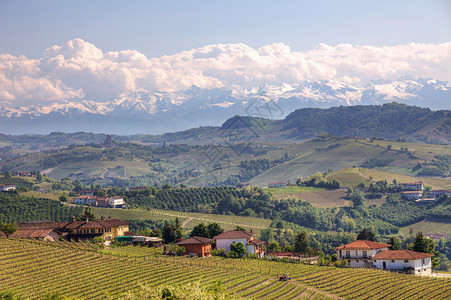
[0,38,450,105]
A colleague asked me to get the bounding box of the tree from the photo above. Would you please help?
[36,171,42,181]
[411,232,440,268]
[357,228,377,241]
[229,242,247,257]
[207,222,223,239]
[235,226,246,231]
[174,217,183,239]
[294,231,309,254]
[259,228,274,242]
[81,207,96,221]
[0,222,17,238]
[267,241,281,252]
[4,171,11,179]
[162,223,177,244]
[59,195,68,202]
[350,190,365,208]
[190,223,209,238]
[387,145,392,150]
[389,237,401,250]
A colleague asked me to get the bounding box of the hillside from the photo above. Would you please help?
[1,238,450,299]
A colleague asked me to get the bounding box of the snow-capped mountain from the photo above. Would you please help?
[0,78,449,135]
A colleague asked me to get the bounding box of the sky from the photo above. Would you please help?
[0,0,450,106]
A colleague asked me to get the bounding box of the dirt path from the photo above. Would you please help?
[100,168,108,179]
[181,217,193,226]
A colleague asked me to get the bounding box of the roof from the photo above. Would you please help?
[65,219,129,230]
[0,229,62,239]
[176,236,213,245]
[213,230,254,240]
[335,240,391,250]
[247,239,265,245]
[372,250,434,260]
[112,196,123,199]
[17,221,69,230]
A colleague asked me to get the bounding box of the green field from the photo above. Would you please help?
[90,206,271,234]
[326,167,451,189]
[2,238,451,299]
[400,219,451,239]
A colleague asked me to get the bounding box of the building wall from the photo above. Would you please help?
[373,257,432,275]
[216,238,248,253]
[184,243,211,257]
[337,248,386,260]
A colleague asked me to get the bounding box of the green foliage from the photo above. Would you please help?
[296,172,341,189]
[389,237,401,250]
[294,231,309,254]
[206,223,223,239]
[259,228,274,242]
[0,193,82,223]
[162,223,177,244]
[227,242,247,258]
[266,241,281,252]
[361,158,394,169]
[349,190,365,209]
[234,226,246,231]
[0,223,17,238]
[0,290,22,300]
[410,232,440,268]
[356,228,377,242]
[190,223,209,238]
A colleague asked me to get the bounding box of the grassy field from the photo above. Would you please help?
[1,238,450,299]
[400,219,451,239]
[326,167,451,189]
[268,187,350,208]
[90,206,271,234]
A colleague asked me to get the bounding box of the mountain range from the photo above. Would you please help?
[0,78,449,135]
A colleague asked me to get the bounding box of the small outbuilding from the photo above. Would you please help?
[176,236,213,257]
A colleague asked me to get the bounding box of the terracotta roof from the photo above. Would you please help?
[213,230,254,240]
[17,221,69,230]
[65,219,129,229]
[176,236,213,245]
[247,239,265,245]
[372,250,434,260]
[335,240,391,250]
[112,196,123,199]
[0,229,61,239]
[267,252,294,256]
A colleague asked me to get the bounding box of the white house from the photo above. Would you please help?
[429,190,451,199]
[335,240,390,268]
[108,196,125,208]
[74,195,98,206]
[403,191,423,200]
[372,250,434,275]
[268,182,287,188]
[399,181,424,190]
[0,183,17,191]
[214,230,265,257]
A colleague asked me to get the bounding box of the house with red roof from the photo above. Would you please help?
[176,236,213,257]
[214,230,265,257]
[372,250,434,275]
[335,240,390,268]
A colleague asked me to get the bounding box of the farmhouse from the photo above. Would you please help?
[399,181,424,190]
[15,217,129,242]
[176,236,213,257]
[214,230,265,257]
[403,191,423,200]
[73,195,126,208]
[0,228,65,241]
[335,240,390,268]
[429,189,451,198]
[372,250,434,275]
[268,181,287,188]
[77,190,95,196]
[0,183,16,191]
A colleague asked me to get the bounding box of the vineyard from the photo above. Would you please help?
[90,206,271,233]
[2,238,451,299]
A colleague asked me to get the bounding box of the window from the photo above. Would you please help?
[363,251,367,258]
[345,251,350,258]
[404,260,408,263]
[422,259,425,264]
[391,260,395,263]
[356,251,358,255]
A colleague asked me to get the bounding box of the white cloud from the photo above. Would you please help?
[0,38,450,106]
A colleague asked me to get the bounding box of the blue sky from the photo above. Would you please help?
[0,0,450,58]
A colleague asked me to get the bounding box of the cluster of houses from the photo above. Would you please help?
[74,190,127,208]
[0,216,130,242]
[0,183,16,192]
[401,181,451,202]
[176,230,265,258]
[335,240,434,275]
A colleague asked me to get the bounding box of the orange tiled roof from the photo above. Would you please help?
[335,240,391,250]
[176,236,213,245]
[372,250,434,260]
[213,230,254,240]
